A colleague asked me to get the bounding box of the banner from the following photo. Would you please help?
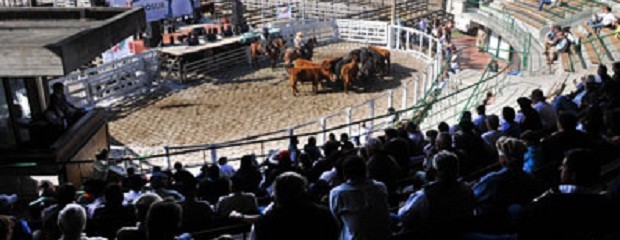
[102,37,135,63]
[276,4,292,19]
[170,0,194,18]
[132,0,169,22]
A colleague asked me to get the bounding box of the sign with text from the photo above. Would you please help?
[132,0,169,22]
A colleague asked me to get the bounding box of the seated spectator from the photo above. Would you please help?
[423,130,439,157]
[41,184,77,240]
[518,149,612,239]
[365,138,402,185]
[516,97,543,132]
[150,167,185,202]
[217,177,259,217]
[500,107,521,138]
[340,133,355,151]
[438,121,450,133]
[253,172,339,240]
[330,156,391,240]
[198,165,230,204]
[323,133,341,157]
[588,5,617,36]
[117,193,162,240]
[547,31,569,64]
[0,194,32,240]
[473,137,538,232]
[58,204,105,240]
[521,131,546,176]
[76,179,105,219]
[543,25,561,54]
[482,114,504,148]
[530,89,558,133]
[90,184,136,239]
[398,151,474,239]
[473,105,488,134]
[50,82,85,126]
[218,157,236,179]
[454,120,488,175]
[542,112,592,167]
[173,162,197,195]
[123,167,147,205]
[384,128,410,170]
[180,184,215,232]
[303,137,322,163]
[146,200,183,240]
[450,111,472,134]
[195,164,209,182]
[231,155,262,194]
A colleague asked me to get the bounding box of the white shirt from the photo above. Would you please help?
[219,164,236,179]
[532,101,557,130]
[596,12,617,25]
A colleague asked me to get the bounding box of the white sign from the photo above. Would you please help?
[132,0,169,22]
[276,5,292,19]
[171,0,194,17]
[102,37,134,63]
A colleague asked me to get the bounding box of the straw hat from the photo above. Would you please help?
[296,32,304,38]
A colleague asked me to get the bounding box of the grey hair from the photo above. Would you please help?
[364,138,383,151]
[58,204,87,237]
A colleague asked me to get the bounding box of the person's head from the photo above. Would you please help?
[341,156,367,181]
[520,130,541,146]
[384,128,399,140]
[289,136,299,146]
[486,114,500,131]
[476,105,486,116]
[435,132,453,151]
[530,89,545,103]
[558,112,578,132]
[613,62,620,75]
[173,162,183,171]
[602,5,611,13]
[551,25,561,32]
[517,97,533,110]
[52,82,65,95]
[81,178,105,199]
[273,172,308,208]
[152,166,162,173]
[207,165,220,180]
[328,133,336,141]
[146,200,182,240]
[461,111,472,122]
[134,193,162,223]
[432,151,459,182]
[127,167,136,176]
[340,133,349,142]
[364,138,383,156]
[307,136,317,146]
[496,137,527,169]
[104,183,124,207]
[58,204,87,238]
[240,155,255,170]
[598,64,608,77]
[438,122,450,132]
[425,130,439,144]
[502,107,516,123]
[218,157,228,166]
[57,184,77,205]
[561,149,600,186]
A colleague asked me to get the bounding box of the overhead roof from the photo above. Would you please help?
[0,7,146,77]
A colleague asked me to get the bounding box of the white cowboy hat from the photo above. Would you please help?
[296,32,304,37]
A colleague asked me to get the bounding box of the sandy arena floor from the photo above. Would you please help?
[107,42,428,164]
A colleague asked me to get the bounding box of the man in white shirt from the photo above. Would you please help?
[530,89,557,133]
[588,6,617,35]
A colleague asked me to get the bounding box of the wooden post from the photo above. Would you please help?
[319,117,327,145]
[346,108,352,137]
[401,82,408,110]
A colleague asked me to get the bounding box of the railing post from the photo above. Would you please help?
[346,108,352,137]
[288,128,294,138]
[401,82,408,110]
[413,80,418,104]
[210,145,217,165]
[320,117,327,145]
[387,90,393,109]
[368,99,375,131]
[164,146,171,169]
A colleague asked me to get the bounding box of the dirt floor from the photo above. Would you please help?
[107,42,428,164]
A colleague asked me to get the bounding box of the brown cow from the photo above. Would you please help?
[294,59,320,68]
[320,57,344,80]
[340,57,358,94]
[289,66,331,96]
[368,45,391,73]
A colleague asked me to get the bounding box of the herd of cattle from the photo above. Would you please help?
[287,45,392,96]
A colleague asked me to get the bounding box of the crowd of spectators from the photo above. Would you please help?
[1,61,620,240]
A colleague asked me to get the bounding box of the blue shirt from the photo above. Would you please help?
[500,121,521,138]
[473,115,488,132]
[329,179,391,240]
[523,146,545,174]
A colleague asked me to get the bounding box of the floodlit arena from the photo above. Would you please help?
[1,0,620,239]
